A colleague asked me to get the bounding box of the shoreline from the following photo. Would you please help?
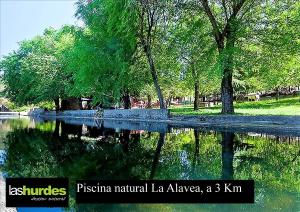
[10,109,299,136]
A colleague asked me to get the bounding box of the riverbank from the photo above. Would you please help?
[18,108,300,137]
[170,96,300,116]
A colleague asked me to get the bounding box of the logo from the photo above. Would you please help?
[6,178,68,207]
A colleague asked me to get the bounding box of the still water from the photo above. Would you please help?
[0,118,299,211]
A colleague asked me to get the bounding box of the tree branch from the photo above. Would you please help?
[232,0,247,17]
[200,0,223,49]
[221,0,229,21]
[222,0,247,38]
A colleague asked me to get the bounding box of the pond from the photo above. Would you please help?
[0,117,299,211]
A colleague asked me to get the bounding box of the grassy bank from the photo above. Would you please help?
[170,96,300,116]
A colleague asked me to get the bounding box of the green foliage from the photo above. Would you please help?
[1,0,299,111]
[170,7,219,95]
[232,0,300,92]
[0,26,77,108]
[72,0,144,106]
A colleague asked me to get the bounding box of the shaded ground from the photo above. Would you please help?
[170,96,300,116]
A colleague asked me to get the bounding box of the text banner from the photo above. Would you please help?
[76,180,254,204]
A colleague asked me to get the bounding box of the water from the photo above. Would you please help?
[0,118,299,211]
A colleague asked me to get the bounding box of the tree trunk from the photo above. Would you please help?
[61,97,82,110]
[168,96,172,107]
[54,98,60,111]
[146,95,152,108]
[201,0,246,114]
[220,29,235,114]
[145,46,165,109]
[123,92,131,109]
[221,69,234,114]
[194,80,200,110]
[276,87,280,100]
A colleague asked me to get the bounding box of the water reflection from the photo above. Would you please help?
[221,132,234,180]
[150,133,165,179]
[191,129,200,175]
[0,118,299,211]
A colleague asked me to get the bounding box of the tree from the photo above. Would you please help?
[0,52,26,105]
[2,0,300,111]
[0,26,77,110]
[253,1,300,99]
[74,0,144,108]
[171,6,217,110]
[199,0,254,113]
[134,0,169,109]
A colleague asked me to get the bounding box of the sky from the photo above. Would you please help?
[0,0,80,58]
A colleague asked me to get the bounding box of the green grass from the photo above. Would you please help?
[170,96,300,116]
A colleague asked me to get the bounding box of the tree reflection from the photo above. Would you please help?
[53,120,60,137]
[120,130,130,153]
[3,128,59,177]
[221,132,234,180]
[191,129,200,174]
[61,122,82,139]
[150,133,165,179]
